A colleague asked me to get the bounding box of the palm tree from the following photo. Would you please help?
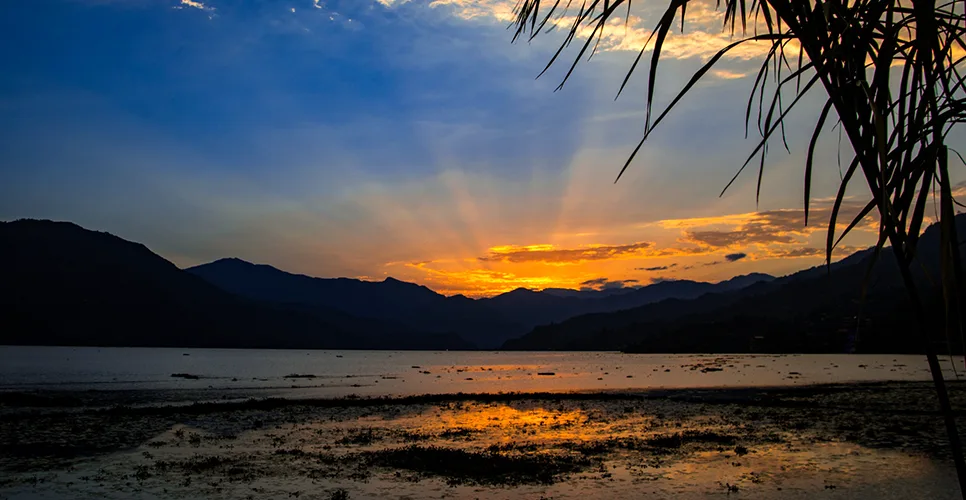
[509,0,966,493]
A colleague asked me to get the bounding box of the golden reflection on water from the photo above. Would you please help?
[373,402,946,492]
[11,396,955,500]
[427,404,587,438]
[390,402,660,448]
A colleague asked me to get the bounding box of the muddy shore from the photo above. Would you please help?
[1,381,964,499]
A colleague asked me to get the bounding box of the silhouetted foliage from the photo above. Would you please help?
[509,0,966,491]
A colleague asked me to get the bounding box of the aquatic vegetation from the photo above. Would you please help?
[1,382,962,498]
[336,428,380,446]
[645,430,738,450]
[363,445,593,485]
[328,489,349,500]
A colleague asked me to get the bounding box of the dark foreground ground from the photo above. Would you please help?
[1,382,965,499]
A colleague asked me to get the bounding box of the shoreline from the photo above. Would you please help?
[2,379,964,499]
[3,379,964,412]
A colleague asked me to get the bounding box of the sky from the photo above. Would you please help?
[1,0,960,296]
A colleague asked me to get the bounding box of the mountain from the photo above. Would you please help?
[479,275,774,328]
[715,272,777,291]
[188,258,773,348]
[502,216,966,353]
[541,287,642,299]
[186,258,523,349]
[0,220,470,350]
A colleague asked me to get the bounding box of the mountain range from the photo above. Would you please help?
[2,216,961,353]
[0,219,472,350]
[186,258,774,348]
[504,215,966,353]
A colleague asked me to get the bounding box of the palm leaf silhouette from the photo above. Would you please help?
[510,0,966,493]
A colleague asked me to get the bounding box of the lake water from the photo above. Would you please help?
[3,346,965,500]
[1,346,962,400]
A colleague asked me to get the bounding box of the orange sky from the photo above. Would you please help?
[6,0,963,297]
[382,201,879,297]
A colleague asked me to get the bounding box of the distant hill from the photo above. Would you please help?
[502,216,966,353]
[0,220,471,350]
[11,216,913,354]
[480,275,773,329]
[187,258,524,349]
[188,259,773,348]
[541,287,642,299]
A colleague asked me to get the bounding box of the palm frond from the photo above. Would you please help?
[510,0,966,492]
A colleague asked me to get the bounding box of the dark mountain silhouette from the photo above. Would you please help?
[502,215,966,353]
[188,259,772,348]
[10,216,916,354]
[0,220,470,350]
[187,258,524,349]
[541,286,642,299]
[481,278,767,329]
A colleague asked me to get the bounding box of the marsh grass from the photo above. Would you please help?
[362,445,593,485]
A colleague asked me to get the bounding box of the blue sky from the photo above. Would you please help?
[1,0,946,296]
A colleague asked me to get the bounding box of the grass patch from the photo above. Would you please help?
[337,428,379,446]
[645,430,738,449]
[364,445,592,485]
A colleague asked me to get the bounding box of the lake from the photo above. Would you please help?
[3,346,965,499]
[1,346,959,400]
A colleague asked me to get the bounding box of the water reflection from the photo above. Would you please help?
[2,347,958,400]
[412,403,594,445]
[2,388,960,500]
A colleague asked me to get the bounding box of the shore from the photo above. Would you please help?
[1,381,964,499]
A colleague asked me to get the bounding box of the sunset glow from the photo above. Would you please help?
[1,0,957,297]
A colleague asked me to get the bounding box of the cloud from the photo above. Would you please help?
[703,252,748,265]
[580,277,640,291]
[581,277,638,286]
[177,0,212,11]
[426,0,772,61]
[711,69,748,80]
[479,241,655,264]
[684,213,800,247]
[636,263,678,271]
[673,203,876,249]
[763,245,864,259]
[398,261,561,296]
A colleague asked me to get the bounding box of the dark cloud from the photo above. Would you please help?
[701,254,746,266]
[579,277,640,291]
[636,263,678,271]
[686,226,796,247]
[480,242,653,264]
[683,203,875,248]
[602,280,634,290]
[765,245,864,259]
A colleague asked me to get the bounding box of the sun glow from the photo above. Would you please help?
[378,201,879,297]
